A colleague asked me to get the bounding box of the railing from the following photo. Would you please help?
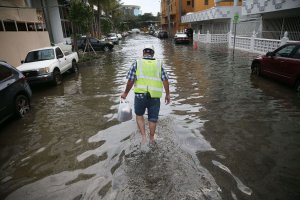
[211,34,228,43]
[230,36,251,50]
[193,31,299,54]
[193,31,228,43]
[253,38,281,53]
[228,31,289,54]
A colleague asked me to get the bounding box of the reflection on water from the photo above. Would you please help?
[1,34,300,200]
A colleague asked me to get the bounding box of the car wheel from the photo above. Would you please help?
[15,94,30,118]
[104,46,110,52]
[71,60,79,73]
[53,70,62,85]
[251,62,260,76]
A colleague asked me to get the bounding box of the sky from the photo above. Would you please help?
[121,0,161,16]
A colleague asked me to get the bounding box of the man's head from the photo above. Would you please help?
[143,44,154,57]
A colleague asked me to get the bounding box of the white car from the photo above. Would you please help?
[117,33,122,40]
[131,28,140,33]
[174,32,191,44]
[107,33,119,45]
[17,46,79,85]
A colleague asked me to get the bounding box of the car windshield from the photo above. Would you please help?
[108,33,116,37]
[25,49,55,63]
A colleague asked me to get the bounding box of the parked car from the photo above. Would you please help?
[76,37,114,52]
[174,32,191,44]
[0,61,32,124]
[117,33,122,40]
[131,28,141,33]
[122,32,129,37]
[158,31,168,39]
[17,46,79,85]
[106,33,119,45]
[184,28,193,39]
[251,43,300,92]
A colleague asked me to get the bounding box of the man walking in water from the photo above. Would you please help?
[121,44,170,144]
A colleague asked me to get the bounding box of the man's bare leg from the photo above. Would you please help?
[149,121,157,144]
[136,115,146,144]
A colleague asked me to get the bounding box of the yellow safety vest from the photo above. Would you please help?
[134,58,163,98]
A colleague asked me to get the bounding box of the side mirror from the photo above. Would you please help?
[21,60,24,64]
[266,52,275,57]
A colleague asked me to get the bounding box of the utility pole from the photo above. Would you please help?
[178,0,182,31]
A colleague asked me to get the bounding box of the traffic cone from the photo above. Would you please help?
[193,41,198,49]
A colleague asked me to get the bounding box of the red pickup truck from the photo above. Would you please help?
[251,43,300,92]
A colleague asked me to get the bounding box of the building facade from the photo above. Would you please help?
[161,0,195,35]
[0,0,50,67]
[121,5,141,16]
[0,0,72,67]
[182,0,300,40]
[161,0,241,35]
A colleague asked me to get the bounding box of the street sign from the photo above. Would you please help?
[233,13,239,24]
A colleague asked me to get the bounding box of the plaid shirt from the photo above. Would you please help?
[126,57,168,81]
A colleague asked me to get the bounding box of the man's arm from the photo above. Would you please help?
[121,61,137,99]
[121,80,134,99]
[163,80,170,104]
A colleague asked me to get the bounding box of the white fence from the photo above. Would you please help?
[194,31,297,54]
[193,31,228,44]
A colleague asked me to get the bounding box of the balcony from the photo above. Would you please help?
[182,6,241,23]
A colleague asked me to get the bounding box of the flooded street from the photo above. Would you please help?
[1,34,300,200]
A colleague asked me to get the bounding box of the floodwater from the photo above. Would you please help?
[1,34,300,200]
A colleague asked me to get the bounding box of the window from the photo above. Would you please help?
[17,22,27,31]
[25,49,55,63]
[90,38,98,43]
[187,1,191,6]
[192,0,194,7]
[204,0,209,5]
[0,64,12,81]
[55,48,64,58]
[292,47,300,59]
[27,23,35,31]
[0,21,4,31]
[35,23,44,31]
[275,45,296,57]
[3,21,16,31]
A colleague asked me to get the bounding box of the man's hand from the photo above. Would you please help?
[121,92,128,99]
[165,94,171,105]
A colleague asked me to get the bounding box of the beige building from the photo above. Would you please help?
[0,0,50,67]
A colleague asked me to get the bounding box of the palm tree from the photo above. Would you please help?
[89,0,122,37]
[69,0,94,51]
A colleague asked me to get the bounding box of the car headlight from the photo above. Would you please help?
[38,67,50,75]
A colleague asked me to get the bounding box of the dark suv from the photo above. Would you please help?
[74,37,114,52]
[158,31,168,39]
[0,61,32,124]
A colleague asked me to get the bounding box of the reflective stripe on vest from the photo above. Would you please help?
[134,59,163,98]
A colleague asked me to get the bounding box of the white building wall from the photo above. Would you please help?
[242,0,300,15]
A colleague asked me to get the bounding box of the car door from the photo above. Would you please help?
[56,47,69,73]
[263,44,297,80]
[89,38,101,51]
[280,46,300,85]
[273,44,298,83]
[0,64,14,121]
